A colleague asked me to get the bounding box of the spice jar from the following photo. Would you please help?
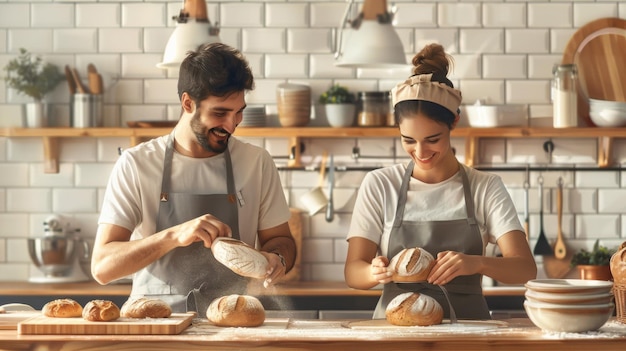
[357,92,390,127]
[552,64,578,128]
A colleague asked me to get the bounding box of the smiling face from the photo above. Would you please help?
[184,91,246,156]
[399,113,458,182]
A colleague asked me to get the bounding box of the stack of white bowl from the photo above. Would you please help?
[589,98,626,127]
[524,279,614,333]
[240,106,267,127]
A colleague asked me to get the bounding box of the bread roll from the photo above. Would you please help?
[386,292,443,326]
[611,241,626,284]
[82,300,120,322]
[212,237,268,279]
[42,298,83,318]
[120,297,172,318]
[390,247,435,282]
[206,294,265,327]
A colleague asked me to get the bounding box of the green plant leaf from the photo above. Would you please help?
[3,48,64,101]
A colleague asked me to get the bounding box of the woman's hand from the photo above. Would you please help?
[427,250,481,286]
[371,256,393,284]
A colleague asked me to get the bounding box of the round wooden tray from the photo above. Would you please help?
[562,17,626,127]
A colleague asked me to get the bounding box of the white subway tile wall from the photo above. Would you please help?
[0,1,625,283]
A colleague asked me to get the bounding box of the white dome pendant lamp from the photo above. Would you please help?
[335,0,407,69]
[157,0,220,69]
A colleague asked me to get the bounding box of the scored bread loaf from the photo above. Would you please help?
[206,294,265,327]
[42,298,83,318]
[390,247,435,282]
[120,297,172,318]
[82,300,120,322]
[211,237,268,279]
[611,241,626,284]
[386,292,444,326]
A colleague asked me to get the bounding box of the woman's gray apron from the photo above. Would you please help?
[130,133,249,314]
[373,162,491,320]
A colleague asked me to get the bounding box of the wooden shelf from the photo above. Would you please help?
[1,126,625,173]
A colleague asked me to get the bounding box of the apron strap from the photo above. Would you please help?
[392,161,414,229]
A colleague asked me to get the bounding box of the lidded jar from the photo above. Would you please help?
[356,91,391,127]
[552,64,578,128]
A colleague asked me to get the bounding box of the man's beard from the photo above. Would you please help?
[190,109,230,154]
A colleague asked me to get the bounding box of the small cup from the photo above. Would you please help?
[71,94,103,128]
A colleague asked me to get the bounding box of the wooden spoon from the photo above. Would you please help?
[554,177,567,259]
[64,65,76,95]
[71,67,89,94]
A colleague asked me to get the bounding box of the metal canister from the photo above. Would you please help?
[356,91,390,127]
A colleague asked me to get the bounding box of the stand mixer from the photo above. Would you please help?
[27,215,90,283]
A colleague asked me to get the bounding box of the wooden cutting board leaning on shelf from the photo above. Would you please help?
[562,17,626,127]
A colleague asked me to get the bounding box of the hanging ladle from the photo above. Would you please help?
[553,177,567,259]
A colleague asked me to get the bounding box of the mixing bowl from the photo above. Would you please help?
[524,300,614,333]
[27,236,76,277]
[77,238,94,280]
[525,278,614,294]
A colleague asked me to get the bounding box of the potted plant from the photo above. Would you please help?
[3,48,64,127]
[319,84,356,127]
[570,239,616,280]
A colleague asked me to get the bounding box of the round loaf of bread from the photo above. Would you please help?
[390,247,435,282]
[610,241,626,284]
[82,300,120,322]
[206,294,265,327]
[120,297,172,318]
[42,298,83,318]
[212,237,268,279]
[386,292,443,326]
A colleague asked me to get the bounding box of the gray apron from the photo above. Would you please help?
[130,133,249,314]
[373,162,491,320]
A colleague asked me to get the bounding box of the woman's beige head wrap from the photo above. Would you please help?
[391,74,462,115]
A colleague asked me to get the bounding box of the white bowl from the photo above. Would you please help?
[524,300,614,333]
[463,104,528,128]
[589,98,626,127]
[525,289,614,305]
[525,279,614,294]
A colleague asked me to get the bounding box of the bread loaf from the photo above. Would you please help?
[385,292,443,326]
[120,297,172,318]
[390,247,435,282]
[42,298,83,318]
[212,237,268,279]
[206,294,265,327]
[611,241,626,284]
[82,300,120,322]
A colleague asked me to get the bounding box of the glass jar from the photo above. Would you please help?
[552,64,578,128]
[356,92,390,127]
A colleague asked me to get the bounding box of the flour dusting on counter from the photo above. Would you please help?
[540,320,626,339]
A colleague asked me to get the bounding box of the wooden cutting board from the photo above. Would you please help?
[18,312,194,335]
[562,17,626,126]
[0,311,41,330]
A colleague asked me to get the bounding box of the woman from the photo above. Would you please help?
[344,43,536,320]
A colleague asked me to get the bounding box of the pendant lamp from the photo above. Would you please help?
[335,0,407,69]
[157,0,220,69]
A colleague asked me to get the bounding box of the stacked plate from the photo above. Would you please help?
[240,106,267,127]
[524,279,614,333]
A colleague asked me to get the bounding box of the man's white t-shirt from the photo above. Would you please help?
[98,135,290,246]
[347,163,523,256]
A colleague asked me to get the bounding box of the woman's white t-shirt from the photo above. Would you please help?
[347,163,523,256]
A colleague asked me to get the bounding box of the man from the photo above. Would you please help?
[92,43,296,313]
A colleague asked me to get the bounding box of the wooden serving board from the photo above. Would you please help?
[18,312,194,335]
[562,17,626,126]
[0,311,41,330]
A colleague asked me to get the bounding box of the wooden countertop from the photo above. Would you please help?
[1,318,625,350]
[0,281,524,297]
